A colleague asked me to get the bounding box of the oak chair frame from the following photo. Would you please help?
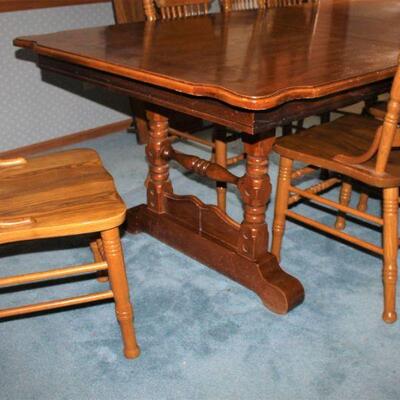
[0,150,140,359]
[271,57,400,324]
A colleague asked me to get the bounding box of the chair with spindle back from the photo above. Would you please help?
[0,149,140,359]
[271,56,400,324]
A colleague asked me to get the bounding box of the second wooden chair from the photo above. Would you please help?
[271,58,400,324]
[0,149,140,358]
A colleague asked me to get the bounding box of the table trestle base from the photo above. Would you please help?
[127,200,304,314]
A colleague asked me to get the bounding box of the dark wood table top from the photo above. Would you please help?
[15,0,400,110]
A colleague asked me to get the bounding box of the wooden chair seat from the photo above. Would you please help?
[0,149,125,244]
[274,115,400,188]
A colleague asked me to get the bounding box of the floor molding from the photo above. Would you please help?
[0,118,133,158]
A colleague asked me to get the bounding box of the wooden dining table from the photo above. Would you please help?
[14,0,400,315]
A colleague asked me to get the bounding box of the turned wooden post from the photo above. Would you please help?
[335,180,352,230]
[214,126,228,212]
[357,192,369,212]
[237,136,273,260]
[145,111,173,213]
[102,228,140,358]
[271,156,293,261]
[382,187,398,323]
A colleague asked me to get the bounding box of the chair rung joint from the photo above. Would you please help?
[288,177,340,206]
[169,128,215,148]
[227,153,245,165]
[290,165,318,180]
[286,210,383,255]
[289,184,383,225]
[0,290,114,319]
[0,261,108,288]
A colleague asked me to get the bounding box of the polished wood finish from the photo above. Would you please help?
[14,2,400,110]
[0,149,140,358]
[272,61,400,323]
[113,0,209,146]
[32,56,392,136]
[0,0,107,13]
[14,0,400,314]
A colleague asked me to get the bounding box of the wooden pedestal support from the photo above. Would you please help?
[126,110,304,315]
[127,202,304,314]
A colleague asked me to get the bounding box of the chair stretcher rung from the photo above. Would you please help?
[0,261,108,288]
[227,153,245,165]
[289,185,383,225]
[291,165,318,180]
[0,290,114,318]
[288,178,340,206]
[286,210,384,255]
[169,128,214,148]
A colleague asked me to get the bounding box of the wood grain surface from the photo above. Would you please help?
[14,0,400,110]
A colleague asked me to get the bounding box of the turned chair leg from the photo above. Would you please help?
[214,128,228,212]
[90,239,109,282]
[357,192,369,212]
[101,228,141,358]
[271,157,293,261]
[382,187,398,323]
[335,181,352,230]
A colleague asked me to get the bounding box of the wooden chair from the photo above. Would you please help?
[0,149,140,359]
[271,58,400,324]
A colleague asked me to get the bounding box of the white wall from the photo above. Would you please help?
[0,3,130,152]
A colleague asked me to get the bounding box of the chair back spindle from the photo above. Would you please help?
[221,0,315,12]
[143,0,211,20]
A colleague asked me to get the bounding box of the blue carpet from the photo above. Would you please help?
[1,126,399,400]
